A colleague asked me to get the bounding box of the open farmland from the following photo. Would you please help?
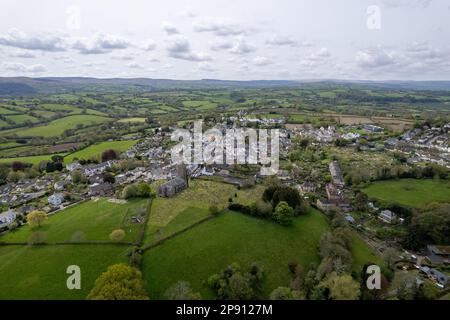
[142,209,329,299]
[0,245,130,299]
[144,180,265,244]
[118,117,147,123]
[363,179,450,208]
[1,115,112,138]
[0,153,66,165]
[64,140,138,163]
[0,198,149,243]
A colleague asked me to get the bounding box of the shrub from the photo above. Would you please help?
[254,200,273,218]
[122,183,155,199]
[110,229,125,241]
[288,261,298,274]
[270,287,294,300]
[208,205,219,216]
[165,281,201,300]
[130,247,143,268]
[207,262,263,300]
[102,172,115,184]
[228,203,251,215]
[272,201,294,226]
[101,149,119,162]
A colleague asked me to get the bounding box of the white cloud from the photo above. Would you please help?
[299,48,332,68]
[126,61,144,69]
[210,38,233,51]
[161,63,174,69]
[380,0,433,8]
[9,50,36,58]
[266,35,312,47]
[162,22,179,35]
[0,29,65,51]
[193,17,244,36]
[166,36,212,61]
[197,61,216,72]
[111,54,134,61]
[229,37,256,55]
[142,40,157,51]
[178,9,196,18]
[72,34,130,54]
[147,56,160,63]
[2,62,46,73]
[253,56,273,66]
[53,55,75,64]
[355,47,398,68]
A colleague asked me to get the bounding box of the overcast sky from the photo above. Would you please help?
[0,0,449,80]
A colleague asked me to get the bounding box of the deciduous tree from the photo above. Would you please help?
[87,264,149,300]
[27,210,47,228]
[272,201,294,226]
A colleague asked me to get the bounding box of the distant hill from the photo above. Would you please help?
[0,77,449,95]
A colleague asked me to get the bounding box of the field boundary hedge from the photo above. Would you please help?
[134,199,153,246]
[142,214,216,252]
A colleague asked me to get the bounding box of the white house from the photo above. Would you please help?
[66,162,82,172]
[54,181,68,191]
[0,210,18,228]
[48,193,65,207]
[379,210,397,224]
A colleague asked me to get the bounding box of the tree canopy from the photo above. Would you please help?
[87,264,149,300]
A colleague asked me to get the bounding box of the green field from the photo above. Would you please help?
[145,206,210,245]
[145,180,265,244]
[0,245,129,299]
[0,139,138,165]
[351,233,383,277]
[0,198,148,243]
[142,208,329,299]
[249,113,284,119]
[0,154,66,165]
[64,140,138,163]
[33,110,57,118]
[5,114,40,124]
[288,114,320,123]
[182,100,217,110]
[0,106,17,114]
[39,103,104,116]
[363,179,450,207]
[1,115,112,138]
[0,141,21,149]
[0,145,33,157]
[40,103,80,112]
[118,117,146,123]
